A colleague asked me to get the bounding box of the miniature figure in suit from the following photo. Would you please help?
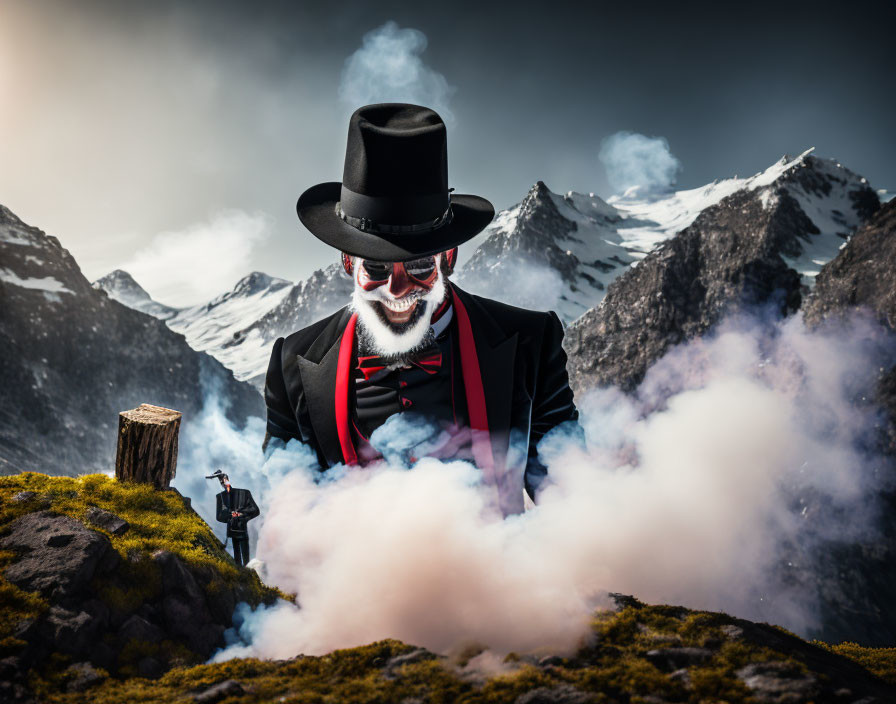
[210,471,260,566]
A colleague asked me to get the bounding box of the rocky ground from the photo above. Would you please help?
[0,472,281,702]
[1,473,895,703]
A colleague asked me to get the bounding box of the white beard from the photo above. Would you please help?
[350,267,447,362]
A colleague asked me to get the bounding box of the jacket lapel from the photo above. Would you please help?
[296,309,351,468]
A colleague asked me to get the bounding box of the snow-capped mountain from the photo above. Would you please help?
[93,270,293,387]
[97,150,882,391]
[95,263,353,390]
[164,271,292,378]
[92,269,180,320]
[457,149,879,323]
[0,204,263,476]
[220,263,353,388]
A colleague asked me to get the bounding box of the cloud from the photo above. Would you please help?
[204,308,893,661]
[122,210,273,306]
[599,131,682,194]
[338,21,455,120]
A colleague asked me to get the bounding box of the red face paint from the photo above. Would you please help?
[354,254,445,327]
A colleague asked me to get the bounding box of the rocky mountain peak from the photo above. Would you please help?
[93,269,150,300]
[232,271,291,298]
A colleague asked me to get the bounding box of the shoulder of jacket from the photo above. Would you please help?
[463,290,558,333]
[281,306,350,360]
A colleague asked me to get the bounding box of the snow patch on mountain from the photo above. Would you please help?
[458,149,881,323]
[1,268,72,294]
[162,272,292,382]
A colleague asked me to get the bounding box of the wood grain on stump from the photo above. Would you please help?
[115,404,182,489]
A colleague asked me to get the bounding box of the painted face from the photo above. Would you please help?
[350,253,448,358]
[356,256,441,323]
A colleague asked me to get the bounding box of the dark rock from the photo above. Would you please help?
[514,684,596,704]
[153,550,206,604]
[0,656,23,681]
[793,199,896,645]
[803,199,896,330]
[85,506,129,535]
[193,623,226,656]
[565,188,809,393]
[645,647,713,672]
[136,656,164,680]
[382,648,438,679]
[193,679,245,703]
[13,618,38,640]
[386,648,437,669]
[537,655,566,668]
[720,624,744,640]
[118,614,164,644]
[41,606,100,657]
[0,679,30,704]
[608,593,644,611]
[81,599,110,630]
[0,512,114,600]
[89,642,116,671]
[65,662,105,692]
[12,491,37,502]
[735,661,821,703]
[668,668,692,688]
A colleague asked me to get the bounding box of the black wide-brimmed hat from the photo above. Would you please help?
[296,103,495,261]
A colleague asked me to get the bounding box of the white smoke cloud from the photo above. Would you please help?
[197,309,893,661]
[122,210,273,307]
[338,21,455,120]
[457,257,567,315]
[599,131,682,195]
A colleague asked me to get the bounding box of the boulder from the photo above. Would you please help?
[118,614,164,644]
[193,679,245,703]
[644,647,713,672]
[0,511,117,600]
[65,662,105,692]
[514,684,596,704]
[735,661,821,703]
[40,606,100,657]
[85,507,129,535]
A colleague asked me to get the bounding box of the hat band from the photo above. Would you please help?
[336,200,454,235]
[339,185,450,223]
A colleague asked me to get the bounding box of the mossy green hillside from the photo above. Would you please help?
[0,472,284,679]
[42,604,896,703]
[2,473,894,703]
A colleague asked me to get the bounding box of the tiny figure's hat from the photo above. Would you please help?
[296,103,495,262]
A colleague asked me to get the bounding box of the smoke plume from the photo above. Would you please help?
[201,309,892,661]
[123,209,272,307]
[599,131,682,195]
[338,21,455,120]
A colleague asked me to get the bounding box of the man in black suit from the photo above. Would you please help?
[214,473,260,566]
[263,104,579,515]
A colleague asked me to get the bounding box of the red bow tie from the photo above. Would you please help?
[356,348,442,381]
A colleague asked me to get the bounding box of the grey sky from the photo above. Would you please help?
[1,0,893,304]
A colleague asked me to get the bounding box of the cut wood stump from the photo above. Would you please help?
[115,404,182,489]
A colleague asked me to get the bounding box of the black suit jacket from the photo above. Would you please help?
[215,488,260,538]
[263,284,579,513]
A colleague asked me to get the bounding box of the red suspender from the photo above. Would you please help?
[335,313,359,465]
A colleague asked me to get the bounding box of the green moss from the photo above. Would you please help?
[0,472,284,693]
[815,641,896,685]
[4,473,895,703]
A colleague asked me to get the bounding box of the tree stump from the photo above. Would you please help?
[115,404,182,489]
